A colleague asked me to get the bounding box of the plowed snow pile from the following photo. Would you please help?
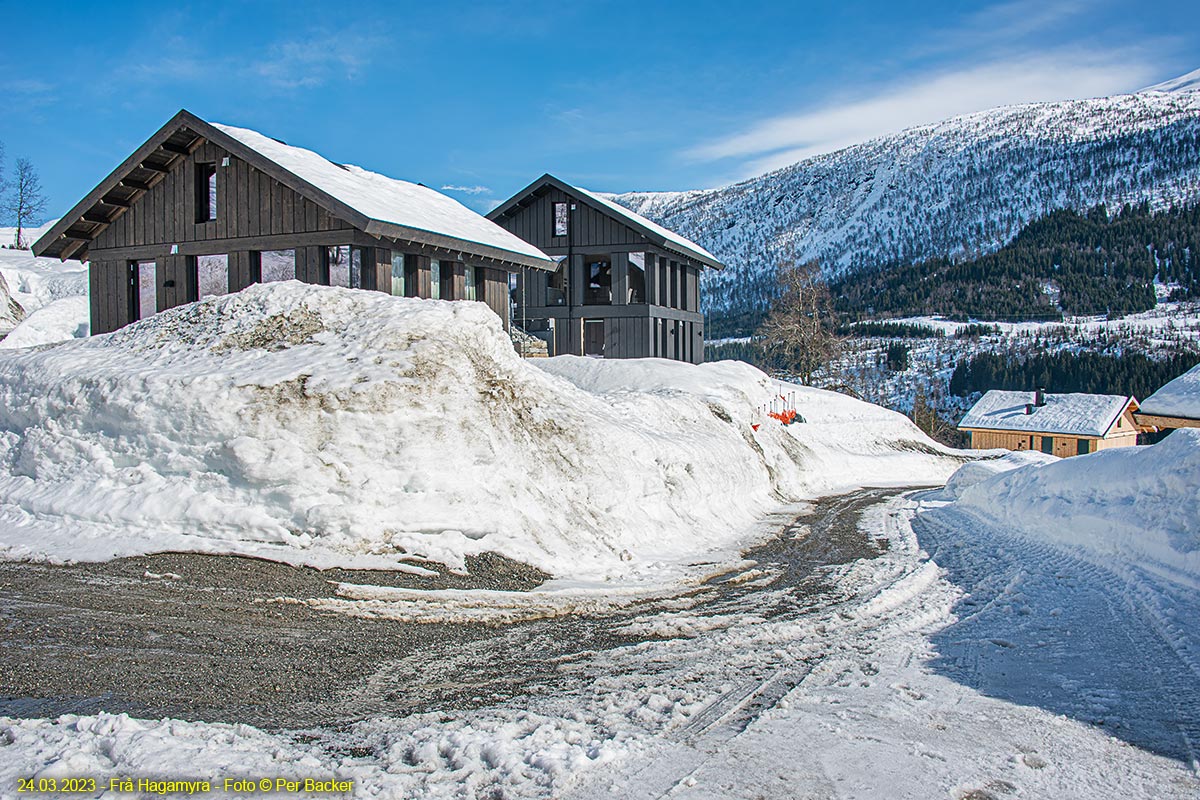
[936,429,1200,579]
[0,282,957,583]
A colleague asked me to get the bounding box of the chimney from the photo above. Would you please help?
[1035,387,1046,407]
[1025,403,1034,415]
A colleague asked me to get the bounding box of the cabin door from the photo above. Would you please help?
[583,319,605,357]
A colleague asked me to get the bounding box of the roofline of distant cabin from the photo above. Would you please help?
[487,173,725,271]
[35,110,554,271]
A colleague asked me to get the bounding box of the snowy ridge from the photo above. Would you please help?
[609,86,1200,326]
[0,282,958,584]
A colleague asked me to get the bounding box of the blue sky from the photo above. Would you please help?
[1,0,1197,220]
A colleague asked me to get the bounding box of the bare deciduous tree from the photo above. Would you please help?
[4,157,48,249]
[756,260,842,385]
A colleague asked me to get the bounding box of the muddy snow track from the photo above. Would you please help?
[0,489,901,731]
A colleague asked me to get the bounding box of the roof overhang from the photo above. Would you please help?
[1133,411,1200,430]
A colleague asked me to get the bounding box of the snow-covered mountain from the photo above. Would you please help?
[610,77,1200,330]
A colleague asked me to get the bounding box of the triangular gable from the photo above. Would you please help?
[488,173,724,270]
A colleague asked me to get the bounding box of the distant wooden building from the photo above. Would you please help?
[958,389,1141,457]
[1135,362,1200,430]
[487,174,723,363]
[33,110,554,334]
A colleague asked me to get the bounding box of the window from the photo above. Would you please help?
[585,257,612,304]
[628,252,646,304]
[430,259,441,299]
[1077,439,1091,455]
[258,250,296,283]
[325,245,363,288]
[133,260,157,320]
[440,262,456,300]
[547,257,567,305]
[553,202,569,237]
[464,265,477,301]
[390,252,406,297]
[196,254,229,298]
[1041,436,1055,454]
[196,163,217,222]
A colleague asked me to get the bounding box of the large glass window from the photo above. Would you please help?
[135,260,157,320]
[259,250,296,283]
[628,252,646,304]
[546,257,567,305]
[390,252,406,297]
[196,163,217,222]
[196,254,229,298]
[325,245,363,288]
[585,257,612,304]
[464,265,477,301]
[430,259,441,299]
[553,202,569,237]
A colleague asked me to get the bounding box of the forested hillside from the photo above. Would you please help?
[831,202,1200,322]
[610,85,1200,335]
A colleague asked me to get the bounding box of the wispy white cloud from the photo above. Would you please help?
[688,50,1162,177]
[441,184,491,195]
[251,33,382,89]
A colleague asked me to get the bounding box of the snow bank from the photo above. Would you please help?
[936,449,1057,500]
[943,430,1200,580]
[0,282,958,583]
[0,296,89,349]
[0,243,88,316]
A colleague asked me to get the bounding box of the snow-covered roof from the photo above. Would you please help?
[488,174,724,270]
[1139,362,1200,421]
[212,124,551,266]
[34,110,554,270]
[574,186,721,267]
[958,390,1136,437]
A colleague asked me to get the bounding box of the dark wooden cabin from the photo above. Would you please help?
[488,174,723,363]
[33,110,554,335]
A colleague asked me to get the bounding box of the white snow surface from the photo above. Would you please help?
[576,184,720,265]
[1140,361,1200,420]
[0,242,88,316]
[1144,67,1200,94]
[0,281,957,583]
[0,296,89,349]
[935,449,1058,500]
[212,124,552,265]
[944,429,1200,581]
[958,389,1133,437]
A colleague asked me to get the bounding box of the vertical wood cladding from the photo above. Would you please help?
[91,140,352,255]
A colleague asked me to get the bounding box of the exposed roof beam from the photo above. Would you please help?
[159,142,190,156]
[101,197,133,209]
[82,211,112,224]
[120,178,152,192]
[60,238,88,261]
[138,162,171,174]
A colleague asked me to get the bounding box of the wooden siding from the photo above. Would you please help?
[494,187,645,251]
[964,428,1139,456]
[91,141,352,255]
